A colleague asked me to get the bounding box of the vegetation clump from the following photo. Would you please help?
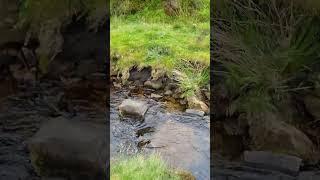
[213,0,320,122]
[111,154,181,180]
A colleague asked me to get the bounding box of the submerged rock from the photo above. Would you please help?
[28,117,108,179]
[186,109,205,117]
[118,99,149,118]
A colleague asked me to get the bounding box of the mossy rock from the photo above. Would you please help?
[176,170,196,180]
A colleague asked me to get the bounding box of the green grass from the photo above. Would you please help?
[111,154,180,180]
[111,0,210,98]
[213,0,320,122]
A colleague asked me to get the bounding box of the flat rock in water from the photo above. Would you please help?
[244,151,302,174]
[28,117,108,179]
[186,109,205,117]
[118,99,149,118]
[150,93,162,99]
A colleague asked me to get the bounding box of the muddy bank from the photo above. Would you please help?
[110,86,210,180]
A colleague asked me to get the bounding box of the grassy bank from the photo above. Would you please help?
[111,154,180,180]
[111,0,210,98]
[213,0,320,121]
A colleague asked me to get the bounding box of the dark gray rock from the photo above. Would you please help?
[244,151,302,174]
[128,67,151,83]
[298,171,320,180]
[186,109,205,117]
[28,117,108,179]
[119,99,149,118]
[144,80,163,90]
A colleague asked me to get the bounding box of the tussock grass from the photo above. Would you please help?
[111,154,180,180]
[213,0,320,121]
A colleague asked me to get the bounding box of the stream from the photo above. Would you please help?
[110,87,210,180]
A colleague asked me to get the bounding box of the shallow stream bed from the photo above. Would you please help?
[110,87,210,180]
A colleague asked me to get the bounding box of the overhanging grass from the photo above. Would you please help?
[213,0,320,121]
[111,154,180,180]
[111,0,210,97]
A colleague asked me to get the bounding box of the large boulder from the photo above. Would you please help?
[249,114,316,162]
[118,99,149,118]
[187,96,209,113]
[28,117,108,179]
[244,151,302,174]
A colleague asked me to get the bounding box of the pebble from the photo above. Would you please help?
[150,93,162,99]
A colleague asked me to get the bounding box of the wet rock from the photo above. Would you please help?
[244,151,302,174]
[212,166,296,180]
[118,99,149,118]
[144,80,163,90]
[164,90,173,96]
[298,171,320,180]
[150,93,162,99]
[304,95,320,120]
[186,109,205,117]
[187,96,209,113]
[113,82,122,88]
[128,67,151,83]
[136,126,156,137]
[249,114,316,162]
[0,165,31,180]
[137,139,151,148]
[165,82,179,90]
[145,120,210,179]
[180,99,187,105]
[28,117,108,179]
[203,116,210,122]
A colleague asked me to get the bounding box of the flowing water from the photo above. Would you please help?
[110,88,210,180]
